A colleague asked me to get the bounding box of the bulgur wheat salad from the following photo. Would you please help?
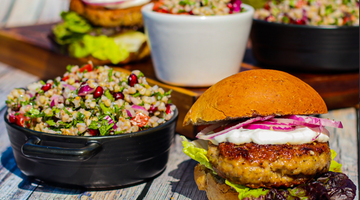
[254,0,359,26]
[6,63,176,136]
[152,0,245,15]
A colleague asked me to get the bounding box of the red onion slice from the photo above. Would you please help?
[243,123,296,131]
[126,110,133,118]
[78,84,96,97]
[285,115,343,128]
[132,105,149,116]
[195,121,229,139]
[63,84,77,91]
[196,115,275,140]
[50,95,60,108]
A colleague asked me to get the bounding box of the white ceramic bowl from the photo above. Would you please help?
[141,3,254,87]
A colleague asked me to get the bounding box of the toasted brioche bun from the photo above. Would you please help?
[194,164,241,200]
[183,69,327,126]
[70,0,146,27]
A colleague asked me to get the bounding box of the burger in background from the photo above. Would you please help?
[182,69,356,199]
[52,0,151,64]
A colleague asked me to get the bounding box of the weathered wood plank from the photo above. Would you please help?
[5,0,45,28]
[0,62,38,109]
[0,107,41,200]
[0,0,14,27]
[322,108,358,199]
[144,135,207,200]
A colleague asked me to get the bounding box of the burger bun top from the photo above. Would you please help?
[183,69,327,126]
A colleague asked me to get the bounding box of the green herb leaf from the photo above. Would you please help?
[105,90,114,101]
[46,120,56,126]
[108,68,113,82]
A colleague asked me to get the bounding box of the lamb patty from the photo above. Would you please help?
[207,142,331,188]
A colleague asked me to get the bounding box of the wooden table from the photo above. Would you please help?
[0,1,358,199]
[0,62,358,199]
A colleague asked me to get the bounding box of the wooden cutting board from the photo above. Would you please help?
[0,23,358,138]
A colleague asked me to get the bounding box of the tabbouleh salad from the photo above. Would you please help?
[6,63,176,136]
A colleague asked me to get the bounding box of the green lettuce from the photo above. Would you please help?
[181,137,343,200]
[68,35,129,64]
[52,11,92,45]
[52,11,130,64]
[329,149,342,172]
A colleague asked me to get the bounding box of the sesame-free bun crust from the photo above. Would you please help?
[70,0,145,27]
[194,164,240,200]
[183,69,327,126]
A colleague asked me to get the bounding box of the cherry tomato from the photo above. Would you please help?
[15,113,26,127]
[62,76,69,81]
[88,129,99,136]
[131,112,150,127]
[8,112,16,123]
[78,64,93,73]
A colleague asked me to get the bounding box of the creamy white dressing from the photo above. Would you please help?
[211,126,329,145]
[84,0,151,9]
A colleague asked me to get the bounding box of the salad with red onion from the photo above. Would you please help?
[254,0,359,26]
[152,0,245,15]
[5,63,176,136]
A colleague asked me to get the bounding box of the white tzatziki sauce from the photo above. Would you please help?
[84,0,151,9]
[211,126,329,145]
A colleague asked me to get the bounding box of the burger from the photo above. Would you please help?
[51,0,151,64]
[181,69,356,199]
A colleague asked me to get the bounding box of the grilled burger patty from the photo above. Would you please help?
[208,142,331,188]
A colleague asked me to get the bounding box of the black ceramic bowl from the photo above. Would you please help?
[4,109,178,189]
[250,19,359,72]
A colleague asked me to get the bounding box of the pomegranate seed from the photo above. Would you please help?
[227,3,233,9]
[128,74,138,87]
[80,81,87,86]
[166,104,172,115]
[8,113,16,123]
[88,129,99,136]
[113,92,124,100]
[93,86,104,98]
[189,10,194,15]
[148,105,158,114]
[41,83,52,92]
[295,19,306,25]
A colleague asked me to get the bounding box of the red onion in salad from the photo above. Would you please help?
[132,105,149,116]
[126,110,134,118]
[50,95,60,108]
[78,84,96,97]
[63,84,76,91]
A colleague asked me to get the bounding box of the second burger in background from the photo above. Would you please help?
[52,0,151,64]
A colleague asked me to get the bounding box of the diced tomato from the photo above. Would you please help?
[131,112,150,127]
[153,2,163,11]
[78,64,93,73]
[8,112,16,123]
[15,113,26,127]
[62,76,69,81]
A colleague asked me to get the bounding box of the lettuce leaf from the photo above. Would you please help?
[52,11,92,45]
[181,136,214,172]
[329,149,342,172]
[181,137,345,200]
[68,35,129,64]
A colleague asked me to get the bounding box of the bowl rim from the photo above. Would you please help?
[252,18,360,29]
[4,108,178,140]
[141,2,254,20]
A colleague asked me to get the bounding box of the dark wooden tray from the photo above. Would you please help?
[0,23,358,138]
